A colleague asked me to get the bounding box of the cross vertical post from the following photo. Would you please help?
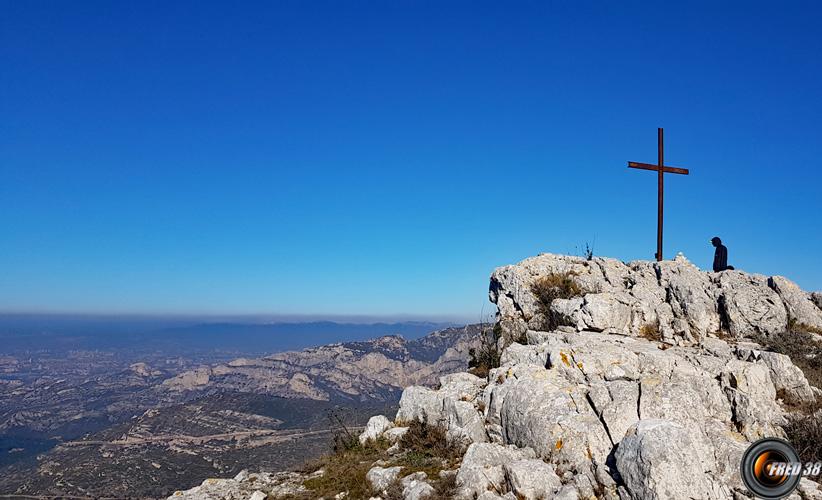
[657,128,663,261]
[627,128,689,262]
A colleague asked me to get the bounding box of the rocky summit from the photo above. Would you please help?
[170,253,822,500]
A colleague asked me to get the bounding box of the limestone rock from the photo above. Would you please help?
[488,253,817,345]
[359,415,394,444]
[366,465,402,493]
[168,470,319,499]
[396,386,444,424]
[396,373,486,429]
[445,398,488,445]
[616,419,729,500]
[715,271,788,338]
[503,458,562,499]
[383,426,409,443]
[455,443,536,499]
[737,347,815,404]
[401,472,434,500]
[769,276,822,329]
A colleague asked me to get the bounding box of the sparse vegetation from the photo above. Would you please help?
[757,321,822,389]
[756,321,822,464]
[399,420,463,464]
[282,410,388,499]
[284,415,463,499]
[783,398,822,463]
[581,241,595,261]
[531,272,585,330]
[291,436,388,499]
[392,420,462,495]
[469,322,502,378]
[713,328,737,344]
[639,322,661,342]
[381,479,405,500]
[429,471,458,499]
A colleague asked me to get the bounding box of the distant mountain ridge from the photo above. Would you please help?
[161,324,483,402]
[0,318,453,354]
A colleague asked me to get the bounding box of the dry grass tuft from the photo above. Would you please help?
[399,420,463,465]
[783,399,822,463]
[468,323,502,378]
[758,322,822,389]
[639,322,661,342]
[292,438,387,499]
[531,272,585,330]
[757,321,822,464]
[285,419,463,499]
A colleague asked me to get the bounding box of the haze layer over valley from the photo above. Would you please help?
[0,320,477,498]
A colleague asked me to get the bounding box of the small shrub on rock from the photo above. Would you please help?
[394,420,463,494]
[399,420,463,464]
[469,323,502,378]
[531,272,585,330]
[783,401,822,463]
[757,322,822,389]
[639,322,661,342]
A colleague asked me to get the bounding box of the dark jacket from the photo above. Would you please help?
[713,244,729,272]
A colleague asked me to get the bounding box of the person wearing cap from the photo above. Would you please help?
[710,237,734,272]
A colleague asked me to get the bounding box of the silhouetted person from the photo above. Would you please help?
[711,237,734,272]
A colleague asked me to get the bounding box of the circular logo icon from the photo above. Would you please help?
[740,438,802,499]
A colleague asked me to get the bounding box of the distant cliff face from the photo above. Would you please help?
[161,325,483,402]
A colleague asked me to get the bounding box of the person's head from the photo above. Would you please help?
[711,236,722,247]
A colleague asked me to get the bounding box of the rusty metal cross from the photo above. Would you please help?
[628,128,689,262]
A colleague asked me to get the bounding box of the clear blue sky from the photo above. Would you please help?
[2,1,821,321]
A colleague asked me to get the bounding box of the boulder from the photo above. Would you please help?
[445,398,487,444]
[720,360,785,439]
[366,466,402,493]
[769,276,822,329]
[715,272,788,338]
[396,373,486,425]
[396,386,444,424]
[454,443,536,499]
[383,426,409,443]
[615,419,729,500]
[401,472,434,500]
[737,347,815,404]
[498,365,612,478]
[503,458,562,500]
[359,415,394,444]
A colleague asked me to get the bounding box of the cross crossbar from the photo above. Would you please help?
[627,162,689,175]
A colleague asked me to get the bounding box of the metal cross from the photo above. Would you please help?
[628,128,689,262]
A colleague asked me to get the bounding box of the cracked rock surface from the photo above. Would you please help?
[490,253,822,346]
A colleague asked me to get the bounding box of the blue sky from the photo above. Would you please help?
[1,1,821,321]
